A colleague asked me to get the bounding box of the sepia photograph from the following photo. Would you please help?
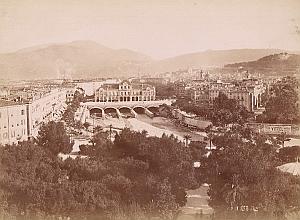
[0,0,299,219]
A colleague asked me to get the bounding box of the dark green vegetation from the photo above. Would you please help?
[257,76,299,124]
[1,77,300,219]
[62,90,84,128]
[37,121,73,155]
[209,93,253,126]
[0,123,198,220]
[278,146,300,163]
[1,121,299,220]
[199,125,300,220]
[174,92,253,126]
[154,83,176,99]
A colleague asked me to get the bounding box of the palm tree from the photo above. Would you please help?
[141,130,148,137]
[222,174,247,212]
[83,121,91,130]
[109,124,113,142]
[183,134,192,147]
[205,124,214,150]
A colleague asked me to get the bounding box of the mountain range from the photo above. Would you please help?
[0,40,298,80]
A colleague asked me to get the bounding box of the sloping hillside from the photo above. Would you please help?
[0,41,152,80]
[151,49,290,72]
[224,53,300,76]
[0,41,296,80]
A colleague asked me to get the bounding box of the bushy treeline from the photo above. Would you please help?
[174,92,253,126]
[257,76,299,124]
[0,123,198,220]
[198,125,300,220]
[1,120,300,220]
[62,90,84,127]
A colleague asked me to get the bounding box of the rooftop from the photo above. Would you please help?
[0,99,23,107]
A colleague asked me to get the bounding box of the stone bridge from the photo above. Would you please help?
[80,100,173,119]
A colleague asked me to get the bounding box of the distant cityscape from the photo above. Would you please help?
[1,67,299,146]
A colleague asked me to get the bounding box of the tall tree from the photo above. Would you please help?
[37,121,72,155]
[278,145,300,163]
[209,93,252,126]
[183,134,192,147]
[202,126,300,220]
[258,76,299,124]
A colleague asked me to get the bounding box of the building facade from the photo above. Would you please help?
[190,80,265,112]
[66,88,75,103]
[28,88,67,137]
[95,80,155,102]
[247,123,300,136]
[0,87,10,99]
[0,88,67,145]
[191,82,210,105]
[0,101,29,145]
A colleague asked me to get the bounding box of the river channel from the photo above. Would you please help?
[89,113,207,143]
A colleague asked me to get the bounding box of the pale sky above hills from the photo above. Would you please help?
[0,0,299,59]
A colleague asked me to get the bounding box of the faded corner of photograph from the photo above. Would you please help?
[0,0,300,220]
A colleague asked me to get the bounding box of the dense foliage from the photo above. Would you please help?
[62,90,84,127]
[174,93,252,126]
[278,146,300,163]
[257,76,299,124]
[152,83,176,99]
[0,125,198,220]
[172,99,210,118]
[209,93,253,126]
[199,126,300,220]
[37,121,73,155]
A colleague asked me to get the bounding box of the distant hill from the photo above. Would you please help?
[0,41,297,80]
[224,53,300,76]
[0,41,152,80]
[151,49,291,73]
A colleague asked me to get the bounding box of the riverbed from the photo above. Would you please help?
[87,114,207,144]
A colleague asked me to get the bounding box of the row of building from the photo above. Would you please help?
[0,79,157,145]
[0,89,67,145]
[176,78,265,112]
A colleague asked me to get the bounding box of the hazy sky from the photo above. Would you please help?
[0,0,299,58]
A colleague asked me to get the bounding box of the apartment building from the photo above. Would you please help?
[0,100,29,145]
[191,80,265,112]
[28,88,67,137]
[0,88,67,145]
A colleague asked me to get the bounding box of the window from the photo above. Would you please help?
[21,110,25,115]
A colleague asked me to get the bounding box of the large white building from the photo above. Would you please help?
[0,100,28,145]
[0,88,67,145]
[95,80,156,102]
[28,88,67,137]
